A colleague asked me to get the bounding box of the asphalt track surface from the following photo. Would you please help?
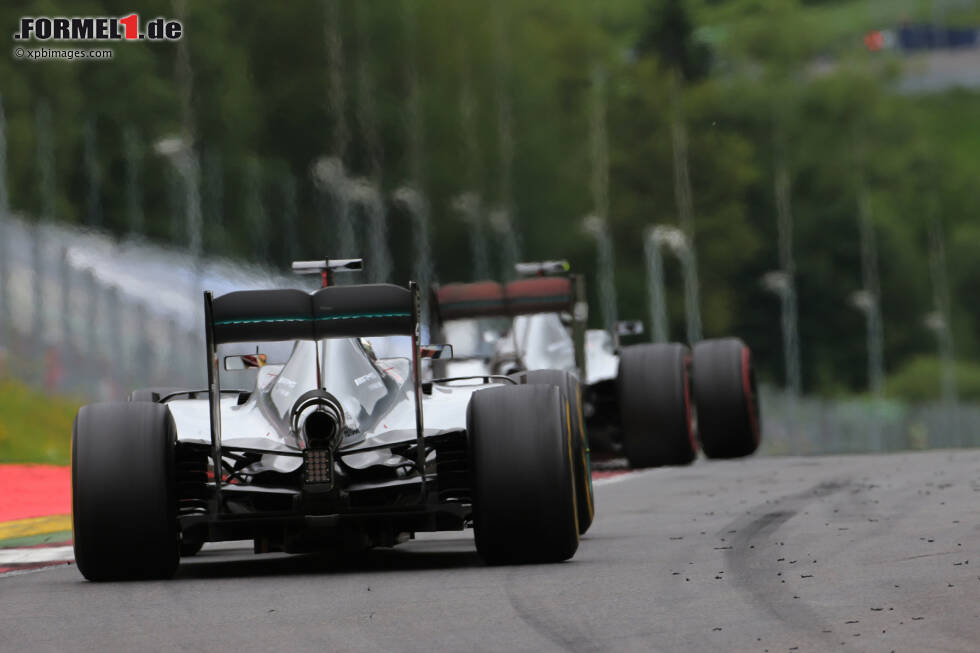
[2,450,978,652]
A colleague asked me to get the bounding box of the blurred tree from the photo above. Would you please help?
[636,0,711,81]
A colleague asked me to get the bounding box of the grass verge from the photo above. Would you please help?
[0,380,80,465]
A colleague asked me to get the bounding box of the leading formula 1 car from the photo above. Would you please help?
[71,259,584,581]
[431,261,760,470]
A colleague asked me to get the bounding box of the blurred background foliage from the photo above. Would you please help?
[1,0,979,401]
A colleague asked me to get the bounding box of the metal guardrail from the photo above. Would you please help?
[0,214,298,400]
[758,385,980,455]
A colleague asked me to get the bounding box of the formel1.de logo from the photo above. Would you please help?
[14,15,183,42]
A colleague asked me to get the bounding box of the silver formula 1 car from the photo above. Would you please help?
[431,261,761,471]
[71,259,584,581]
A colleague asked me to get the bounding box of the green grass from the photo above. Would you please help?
[0,530,73,548]
[0,380,80,465]
[886,355,980,402]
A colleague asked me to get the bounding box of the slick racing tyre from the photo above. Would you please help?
[128,388,205,557]
[511,370,594,535]
[617,343,696,468]
[692,338,761,459]
[72,402,179,581]
[128,387,188,403]
[468,384,579,564]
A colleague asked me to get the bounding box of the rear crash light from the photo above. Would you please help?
[303,448,334,486]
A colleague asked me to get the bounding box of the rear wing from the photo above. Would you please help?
[431,262,588,377]
[504,277,574,317]
[202,281,425,511]
[433,277,575,321]
[211,284,413,344]
[434,281,506,321]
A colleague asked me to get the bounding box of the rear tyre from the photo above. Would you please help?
[72,402,179,581]
[510,370,594,535]
[617,343,696,468]
[468,384,579,564]
[128,387,188,403]
[692,338,761,459]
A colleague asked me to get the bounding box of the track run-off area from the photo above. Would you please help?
[2,450,978,652]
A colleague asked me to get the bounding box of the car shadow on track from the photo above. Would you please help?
[175,541,485,580]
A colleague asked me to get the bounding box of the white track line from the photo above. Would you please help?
[0,545,74,565]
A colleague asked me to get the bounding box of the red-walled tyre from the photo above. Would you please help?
[692,338,761,459]
[617,343,697,468]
